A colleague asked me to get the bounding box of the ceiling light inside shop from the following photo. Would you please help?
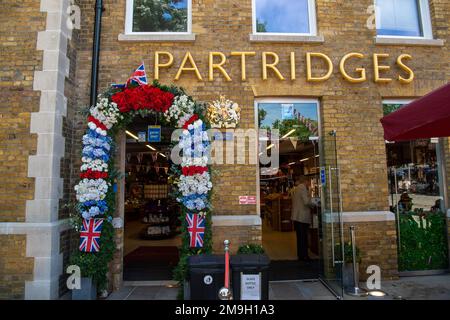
[300,158,309,162]
[281,129,296,139]
[158,152,167,158]
[125,130,139,140]
[288,162,296,166]
[146,144,156,151]
[266,144,275,150]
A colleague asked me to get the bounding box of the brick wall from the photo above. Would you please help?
[0,235,34,299]
[0,0,44,222]
[342,221,399,281]
[212,225,262,254]
[0,0,46,299]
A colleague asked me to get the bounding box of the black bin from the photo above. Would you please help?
[231,254,270,300]
[187,254,225,300]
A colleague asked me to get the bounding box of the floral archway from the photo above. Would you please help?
[71,76,213,291]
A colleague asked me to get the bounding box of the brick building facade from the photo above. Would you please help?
[0,0,449,299]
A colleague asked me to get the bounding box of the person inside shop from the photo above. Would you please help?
[289,176,313,261]
[398,192,413,212]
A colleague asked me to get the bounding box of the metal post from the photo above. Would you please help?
[90,0,104,107]
[218,240,233,300]
[346,226,368,297]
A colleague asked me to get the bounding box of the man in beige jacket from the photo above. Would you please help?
[289,176,312,261]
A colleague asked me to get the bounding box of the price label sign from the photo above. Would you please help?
[239,196,257,205]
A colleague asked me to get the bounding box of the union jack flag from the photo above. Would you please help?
[79,218,104,253]
[186,213,205,248]
[126,62,148,86]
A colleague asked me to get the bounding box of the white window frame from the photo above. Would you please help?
[125,0,192,35]
[251,0,317,36]
[375,0,433,39]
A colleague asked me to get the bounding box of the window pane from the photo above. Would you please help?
[255,0,310,34]
[133,0,188,32]
[376,0,422,36]
[259,103,319,141]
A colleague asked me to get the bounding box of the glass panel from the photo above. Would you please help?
[384,103,449,272]
[376,0,422,37]
[133,0,188,33]
[255,0,310,34]
[318,132,344,298]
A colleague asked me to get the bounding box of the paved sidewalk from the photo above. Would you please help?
[106,274,450,300]
[107,285,179,300]
[349,274,450,300]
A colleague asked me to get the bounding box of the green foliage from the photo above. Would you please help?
[256,19,267,32]
[383,104,403,116]
[398,210,449,271]
[258,108,267,127]
[335,242,361,264]
[133,0,187,32]
[237,244,265,254]
[271,118,318,142]
[70,221,115,290]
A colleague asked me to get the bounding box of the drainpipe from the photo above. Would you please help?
[90,0,104,107]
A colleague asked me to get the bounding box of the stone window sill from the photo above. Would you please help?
[118,33,196,42]
[249,33,324,43]
[375,36,444,47]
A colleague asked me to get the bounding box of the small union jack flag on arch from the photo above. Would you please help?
[126,62,148,86]
[79,218,104,253]
[186,213,205,248]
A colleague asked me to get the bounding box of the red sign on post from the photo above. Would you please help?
[239,196,257,205]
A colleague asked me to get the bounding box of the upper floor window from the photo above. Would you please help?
[253,0,317,35]
[126,0,191,34]
[376,0,433,38]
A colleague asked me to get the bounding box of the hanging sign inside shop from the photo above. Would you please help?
[148,125,161,142]
[151,51,415,84]
[239,196,257,205]
[320,167,326,186]
[241,273,261,300]
[282,104,294,120]
[137,131,146,142]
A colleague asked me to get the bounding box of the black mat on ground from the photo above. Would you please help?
[123,246,179,281]
[269,260,320,281]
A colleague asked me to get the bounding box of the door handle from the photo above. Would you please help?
[328,166,336,266]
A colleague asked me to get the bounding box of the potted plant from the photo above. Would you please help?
[335,242,362,289]
[69,253,98,300]
[233,244,270,300]
[237,244,265,255]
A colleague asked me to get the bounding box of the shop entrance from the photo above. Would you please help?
[122,117,181,281]
[257,99,323,279]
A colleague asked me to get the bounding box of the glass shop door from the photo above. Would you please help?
[318,130,345,299]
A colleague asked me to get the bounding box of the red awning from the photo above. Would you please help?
[380,82,450,141]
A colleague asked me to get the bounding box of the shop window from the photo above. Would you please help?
[383,101,448,272]
[125,0,191,34]
[253,0,317,35]
[375,0,433,38]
